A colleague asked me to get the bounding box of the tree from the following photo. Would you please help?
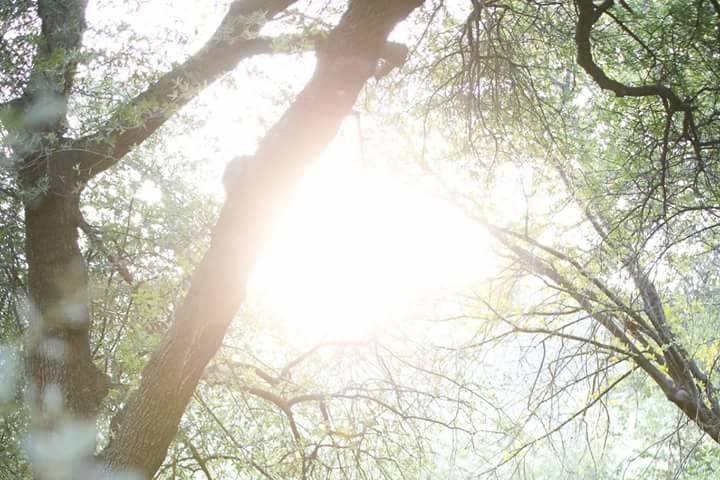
[2,0,720,479]
[407,0,720,470]
[1,0,422,477]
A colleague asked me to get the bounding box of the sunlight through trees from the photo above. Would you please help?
[1,0,719,478]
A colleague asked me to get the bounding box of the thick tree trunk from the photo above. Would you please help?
[100,1,423,477]
[22,153,108,419]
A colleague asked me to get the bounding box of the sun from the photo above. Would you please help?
[246,133,493,344]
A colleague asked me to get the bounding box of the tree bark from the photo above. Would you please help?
[16,0,102,421]
[100,1,422,477]
[10,1,422,477]
[17,0,298,421]
[22,152,108,418]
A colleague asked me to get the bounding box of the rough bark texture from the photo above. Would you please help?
[7,0,421,477]
[22,158,109,418]
[17,0,105,420]
[100,1,422,477]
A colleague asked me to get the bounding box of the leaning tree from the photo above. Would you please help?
[1,0,424,477]
[2,0,720,478]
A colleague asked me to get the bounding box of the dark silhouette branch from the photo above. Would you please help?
[574,0,690,113]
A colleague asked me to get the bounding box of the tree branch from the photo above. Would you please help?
[74,0,298,180]
[14,0,89,135]
[180,432,214,480]
[77,214,136,287]
[574,0,690,113]
[99,1,423,477]
[488,220,720,443]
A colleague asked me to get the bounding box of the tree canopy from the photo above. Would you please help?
[1,0,720,478]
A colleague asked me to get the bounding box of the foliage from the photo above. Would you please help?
[1,0,720,479]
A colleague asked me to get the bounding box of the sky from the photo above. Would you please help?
[247,122,494,342]
[89,0,510,343]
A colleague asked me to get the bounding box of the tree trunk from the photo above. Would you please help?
[100,1,422,477]
[21,151,108,417]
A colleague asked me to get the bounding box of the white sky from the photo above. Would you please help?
[247,123,494,342]
[86,0,529,344]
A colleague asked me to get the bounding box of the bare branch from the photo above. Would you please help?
[77,214,136,287]
[180,432,214,480]
[281,339,372,378]
[481,368,635,475]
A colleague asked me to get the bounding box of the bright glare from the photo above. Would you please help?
[247,136,494,343]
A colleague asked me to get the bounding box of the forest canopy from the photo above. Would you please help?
[1,0,720,478]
